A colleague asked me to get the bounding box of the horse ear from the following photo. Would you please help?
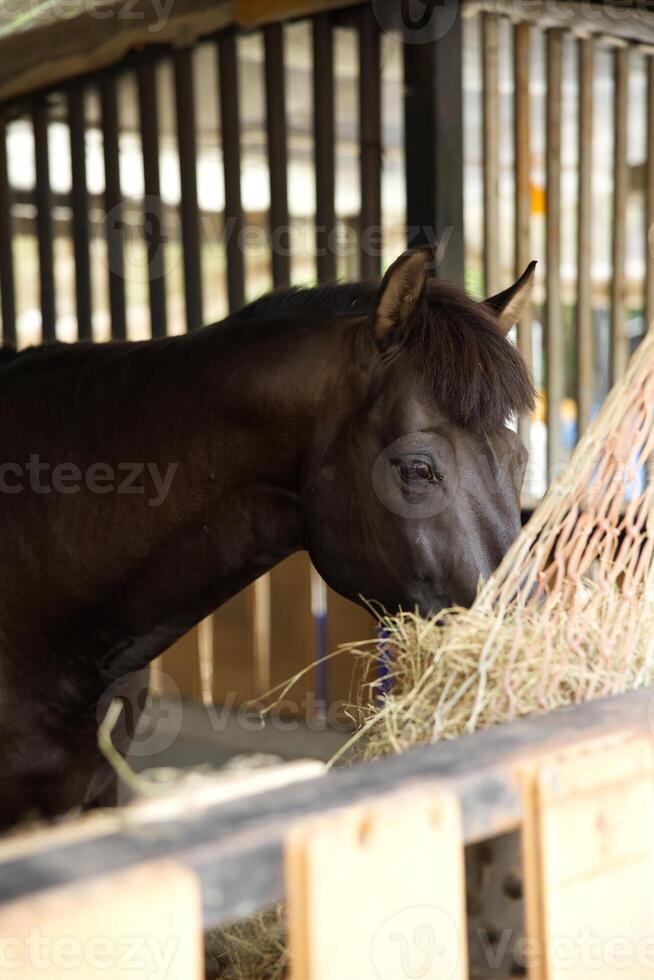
[484,261,537,336]
[372,246,434,345]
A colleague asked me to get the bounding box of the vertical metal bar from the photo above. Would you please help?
[513,20,532,446]
[611,46,629,384]
[358,5,381,280]
[646,57,654,332]
[264,24,290,289]
[576,38,595,435]
[138,59,168,338]
[482,14,500,296]
[32,102,56,343]
[68,87,92,342]
[313,14,336,283]
[100,76,127,341]
[174,47,204,329]
[218,32,245,311]
[546,30,564,481]
[0,120,16,346]
[403,0,464,282]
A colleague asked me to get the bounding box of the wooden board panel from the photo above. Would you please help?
[326,587,376,713]
[152,627,203,701]
[0,860,203,978]
[286,789,467,980]
[522,732,654,979]
[269,552,315,707]
[211,588,256,703]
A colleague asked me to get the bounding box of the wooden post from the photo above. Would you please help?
[514,20,533,446]
[610,45,629,384]
[483,13,500,297]
[403,0,464,283]
[545,30,564,482]
[522,732,654,979]
[576,37,595,435]
[0,860,203,978]
[287,790,467,980]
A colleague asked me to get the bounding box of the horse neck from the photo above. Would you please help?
[86,314,366,664]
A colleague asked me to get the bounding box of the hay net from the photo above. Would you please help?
[351,328,654,758]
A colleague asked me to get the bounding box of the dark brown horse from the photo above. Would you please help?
[0,247,535,830]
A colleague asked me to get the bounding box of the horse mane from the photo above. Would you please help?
[236,278,536,430]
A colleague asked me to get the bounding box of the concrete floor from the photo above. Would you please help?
[127,696,351,773]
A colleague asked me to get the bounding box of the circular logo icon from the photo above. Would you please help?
[371,432,457,520]
[372,0,459,44]
[97,195,181,284]
[370,904,460,980]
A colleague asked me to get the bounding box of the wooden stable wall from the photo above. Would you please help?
[154,553,376,709]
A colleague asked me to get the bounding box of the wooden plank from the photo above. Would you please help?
[576,37,594,434]
[138,58,168,338]
[646,56,654,331]
[236,0,365,27]
[0,120,16,347]
[1,689,653,928]
[358,4,381,280]
[218,31,245,311]
[0,0,235,106]
[483,13,500,296]
[99,75,126,341]
[287,789,467,980]
[264,22,290,289]
[611,45,629,384]
[514,19,532,403]
[545,29,564,481]
[522,733,654,978]
[403,0,464,281]
[174,47,204,330]
[313,13,336,282]
[32,101,56,343]
[68,87,92,342]
[0,860,203,979]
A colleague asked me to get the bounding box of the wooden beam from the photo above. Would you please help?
[313,14,336,282]
[174,47,204,329]
[264,22,290,289]
[576,36,594,434]
[403,0,464,282]
[1,689,654,927]
[514,20,532,384]
[0,120,16,347]
[32,101,56,343]
[358,4,382,280]
[218,31,245,311]
[483,13,500,296]
[68,87,92,342]
[610,45,630,384]
[138,58,168,338]
[545,29,564,481]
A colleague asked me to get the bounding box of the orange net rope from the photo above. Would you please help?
[347,329,654,758]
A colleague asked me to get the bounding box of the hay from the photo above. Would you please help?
[205,905,287,980]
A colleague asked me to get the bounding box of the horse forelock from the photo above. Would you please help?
[408,281,537,431]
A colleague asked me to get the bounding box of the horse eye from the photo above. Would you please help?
[391,457,444,484]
